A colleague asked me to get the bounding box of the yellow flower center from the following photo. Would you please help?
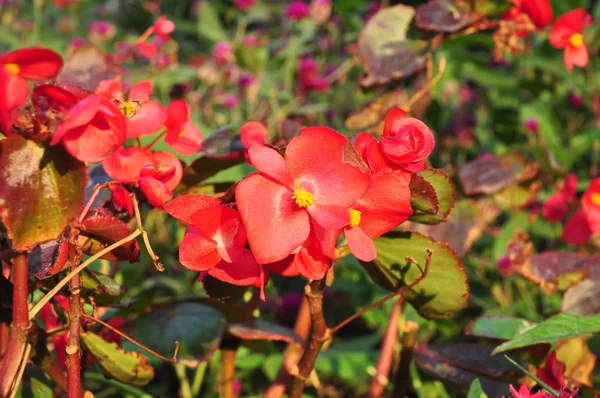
[569,33,583,48]
[4,63,20,74]
[119,101,139,119]
[178,129,186,138]
[591,193,600,206]
[291,183,314,208]
[349,209,361,228]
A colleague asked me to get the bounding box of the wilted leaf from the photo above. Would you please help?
[228,320,303,344]
[407,200,499,255]
[458,152,538,196]
[467,378,489,398]
[0,136,86,251]
[465,316,532,340]
[416,344,511,396]
[28,238,72,279]
[200,125,245,160]
[556,337,596,387]
[358,5,427,87]
[360,231,469,319]
[416,0,472,32]
[524,252,591,295]
[81,331,154,386]
[56,46,114,91]
[77,210,140,262]
[81,269,124,296]
[492,313,600,354]
[562,278,600,316]
[128,303,227,367]
[409,169,456,225]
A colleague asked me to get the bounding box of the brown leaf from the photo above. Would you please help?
[56,46,114,91]
[562,277,600,316]
[415,0,473,33]
[228,320,304,344]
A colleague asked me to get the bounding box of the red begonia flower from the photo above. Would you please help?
[581,178,600,235]
[153,16,175,40]
[96,79,166,138]
[103,147,154,182]
[51,94,126,163]
[205,249,268,290]
[562,209,592,245]
[542,173,578,222]
[267,255,300,277]
[549,9,592,71]
[153,151,183,191]
[236,127,371,264]
[0,47,63,134]
[166,194,247,271]
[520,0,552,29]
[379,108,435,172]
[139,176,172,209]
[508,384,545,398]
[164,99,203,155]
[536,351,566,391]
[240,121,268,149]
[109,183,133,216]
[31,84,78,114]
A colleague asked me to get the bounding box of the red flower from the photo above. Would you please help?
[203,249,269,296]
[109,183,134,216]
[581,178,600,234]
[153,16,175,40]
[164,99,203,155]
[549,9,592,71]
[152,151,183,191]
[503,0,552,29]
[542,173,577,222]
[166,194,248,272]
[103,147,155,182]
[285,1,310,20]
[537,351,566,391]
[96,79,166,138]
[507,384,544,398]
[234,0,256,11]
[563,209,592,245]
[140,175,172,209]
[240,121,268,149]
[235,127,371,266]
[51,94,126,163]
[0,47,63,134]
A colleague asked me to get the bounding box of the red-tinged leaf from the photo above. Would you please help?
[409,169,456,225]
[458,152,539,196]
[28,238,72,279]
[200,124,245,159]
[78,210,140,261]
[227,320,304,344]
[56,46,114,91]
[465,316,532,341]
[524,252,592,294]
[357,4,427,87]
[415,0,473,33]
[0,136,86,251]
[409,173,439,215]
[407,200,500,256]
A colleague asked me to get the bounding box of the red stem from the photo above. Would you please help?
[0,323,9,360]
[264,296,311,398]
[221,349,237,398]
[0,254,30,396]
[66,264,82,398]
[369,298,404,398]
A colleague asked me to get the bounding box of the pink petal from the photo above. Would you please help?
[5,73,29,110]
[207,249,269,289]
[140,176,172,209]
[126,101,166,138]
[165,194,221,224]
[179,226,221,271]
[248,145,294,188]
[345,226,377,261]
[0,47,63,80]
[293,245,330,280]
[128,81,153,103]
[95,79,123,101]
[153,151,183,191]
[103,146,154,181]
[190,206,247,263]
[308,204,350,229]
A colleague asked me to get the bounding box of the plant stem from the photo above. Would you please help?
[288,279,327,398]
[191,361,208,397]
[175,363,193,398]
[369,298,404,398]
[221,349,237,398]
[66,262,82,398]
[264,296,311,398]
[391,321,419,398]
[0,254,30,397]
[0,323,9,360]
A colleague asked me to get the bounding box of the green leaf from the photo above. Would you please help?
[357,4,426,86]
[196,1,228,43]
[466,316,532,341]
[81,331,154,386]
[409,169,456,224]
[360,232,469,319]
[467,379,489,398]
[492,313,600,354]
[81,270,124,297]
[520,102,568,171]
[236,44,268,75]
[228,320,303,344]
[0,136,86,251]
[128,303,227,367]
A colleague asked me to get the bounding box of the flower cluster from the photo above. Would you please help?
[168,109,434,295]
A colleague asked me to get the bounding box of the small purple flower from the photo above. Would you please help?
[238,72,257,86]
[88,20,116,42]
[224,95,239,109]
[568,94,584,109]
[285,1,310,20]
[523,118,539,133]
[213,41,235,66]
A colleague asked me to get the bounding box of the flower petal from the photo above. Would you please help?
[207,249,269,289]
[0,47,63,80]
[293,245,330,280]
[562,210,592,245]
[152,151,183,191]
[248,145,294,188]
[382,108,407,137]
[308,204,350,229]
[345,226,377,261]
[165,194,221,224]
[128,81,153,103]
[236,173,310,263]
[190,206,247,263]
[179,226,221,271]
[103,146,154,181]
[126,101,166,138]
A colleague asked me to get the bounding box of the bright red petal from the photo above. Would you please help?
[4,73,29,110]
[153,151,183,191]
[103,146,154,181]
[382,108,407,137]
[190,206,247,263]
[140,176,172,209]
[126,101,166,138]
[179,226,221,271]
[240,121,268,149]
[248,145,294,188]
[266,255,300,277]
[32,84,78,113]
[0,69,10,134]
[353,132,375,161]
[312,222,341,259]
[0,47,63,80]
[168,122,203,155]
[285,126,371,207]
[542,193,569,222]
[95,79,123,101]
[562,210,592,245]
[128,81,153,103]
[165,194,221,224]
[236,173,310,263]
[208,249,269,289]
[564,44,589,71]
[293,245,330,280]
[308,204,350,229]
[164,99,190,136]
[345,226,377,261]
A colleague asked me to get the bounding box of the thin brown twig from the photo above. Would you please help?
[78,184,108,223]
[131,194,164,272]
[327,250,433,336]
[29,229,143,321]
[402,58,447,114]
[83,314,180,363]
[66,261,83,398]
